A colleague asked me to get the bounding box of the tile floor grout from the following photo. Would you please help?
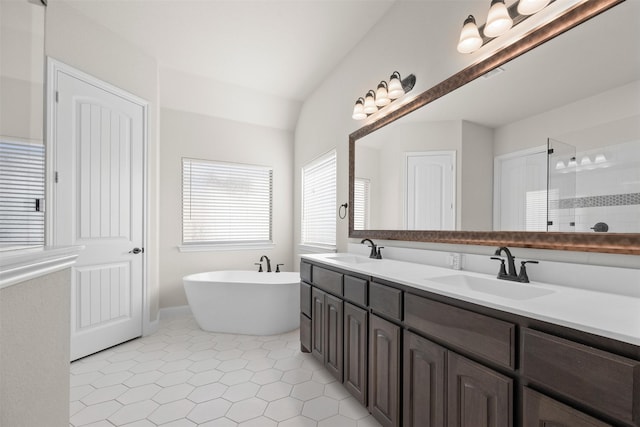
[69,314,382,427]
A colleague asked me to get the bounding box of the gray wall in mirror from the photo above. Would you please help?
[352,0,639,236]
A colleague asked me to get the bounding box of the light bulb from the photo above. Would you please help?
[352,98,367,120]
[375,81,390,106]
[363,90,378,114]
[387,72,405,99]
[457,15,483,54]
[517,0,550,15]
[484,0,513,38]
[594,153,607,163]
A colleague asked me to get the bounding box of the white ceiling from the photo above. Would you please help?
[58,0,397,102]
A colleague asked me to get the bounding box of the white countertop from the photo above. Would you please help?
[0,246,83,289]
[302,253,640,346]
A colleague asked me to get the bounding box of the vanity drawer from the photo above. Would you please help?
[521,328,640,426]
[312,266,343,296]
[369,282,402,321]
[300,262,312,283]
[404,294,515,369]
[523,387,611,427]
[300,282,311,317]
[344,275,367,307]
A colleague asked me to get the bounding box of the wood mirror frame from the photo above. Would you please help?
[349,0,640,255]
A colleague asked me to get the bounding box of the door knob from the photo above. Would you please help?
[129,247,144,254]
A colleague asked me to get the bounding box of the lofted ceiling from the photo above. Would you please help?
[57,0,397,102]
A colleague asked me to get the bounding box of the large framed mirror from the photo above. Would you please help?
[349,0,640,255]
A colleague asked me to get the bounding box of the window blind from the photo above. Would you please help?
[301,150,336,247]
[182,158,273,245]
[354,178,370,230]
[0,140,45,248]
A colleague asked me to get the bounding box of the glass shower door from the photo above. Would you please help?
[547,138,576,231]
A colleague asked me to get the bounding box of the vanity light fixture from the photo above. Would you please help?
[517,0,551,15]
[457,0,555,54]
[363,90,378,114]
[352,71,416,120]
[580,156,592,166]
[375,81,391,106]
[457,15,483,54]
[352,98,367,120]
[484,0,513,37]
[594,153,607,164]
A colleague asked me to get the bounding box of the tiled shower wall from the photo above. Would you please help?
[554,141,640,233]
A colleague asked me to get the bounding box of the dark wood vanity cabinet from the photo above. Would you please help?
[369,313,401,427]
[402,330,512,427]
[447,351,513,427]
[344,302,367,405]
[403,331,446,427]
[310,287,343,382]
[300,260,639,427]
[324,293,343,381]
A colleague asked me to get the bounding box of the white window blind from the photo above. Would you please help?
[301,150,336,248]
[182,158,273,246]
[0,140,45,249]
[354,178,370,230]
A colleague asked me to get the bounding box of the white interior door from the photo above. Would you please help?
[51,62,146,361]
[494,148,547,231]
[405,151,455,230]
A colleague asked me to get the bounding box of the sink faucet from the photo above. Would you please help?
[260,255,272,272]
[361,238,383,259]
[491,247,539,283]
[494,246,517,279]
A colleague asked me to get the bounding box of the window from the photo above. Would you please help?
[301,150,336,249]
[354,178,370,230]
[182,158,273,249]
[0,140,45,249]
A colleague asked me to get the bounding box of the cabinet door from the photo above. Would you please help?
[344,302,367,405]
[523,387,611,427]
[369,314,401,427]
[325,293,343,381]
[403,331,445,427]
[447,352,513,427]
[311,287,326,362]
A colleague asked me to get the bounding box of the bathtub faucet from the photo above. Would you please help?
[260,255,272,272]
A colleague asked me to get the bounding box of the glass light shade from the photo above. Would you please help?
[363,90,378,114]
[352,98,367,120]
[594,153,607,163]
[375,82,391,106]
[567,157,577,168]
[484,0,513,38]
[580,156,592,166]
[517,0,551,15]
[555,160,565,170]
[387,72,405,99]
[457,15,483,54]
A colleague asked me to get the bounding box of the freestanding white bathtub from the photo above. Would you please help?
[183,270,300,335]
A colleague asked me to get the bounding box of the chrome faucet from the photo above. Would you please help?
[491,246,539,283]
[260,255,272,272]
[361,238,383,259]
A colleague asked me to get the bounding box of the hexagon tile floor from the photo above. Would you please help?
[69,314,382,427]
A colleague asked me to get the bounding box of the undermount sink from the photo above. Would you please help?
[428,274,555,300]
[326,255,374,264]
